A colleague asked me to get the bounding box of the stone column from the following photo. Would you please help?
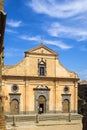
[74,82,78,113]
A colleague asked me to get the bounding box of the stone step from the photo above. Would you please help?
[6,113,82,122]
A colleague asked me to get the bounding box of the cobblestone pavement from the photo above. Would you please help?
[6,120,82,130]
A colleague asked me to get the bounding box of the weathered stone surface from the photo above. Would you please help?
[0,0,4,10]
[2,44,79,114]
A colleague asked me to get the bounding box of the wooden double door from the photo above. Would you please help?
[11,99,19,114]
[63,99,69,113]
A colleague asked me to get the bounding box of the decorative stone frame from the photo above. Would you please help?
[64,86,70,93]
[61,94,71,113]
[33,86,50,113]
[9,93,21,114]
[38,58,46,76]
[11,84,19,93]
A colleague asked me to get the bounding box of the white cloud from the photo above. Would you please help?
[20,35,41,41]
[28,0,87,18]
[27,0,87,42]
[5,48,24,57]
[47,22,87,41]
[6,19,22,27]
[20,35,72,50]
[44,40,72,49]
[5,28,18,34]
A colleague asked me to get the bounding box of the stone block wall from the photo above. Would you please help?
[0,0,4,11]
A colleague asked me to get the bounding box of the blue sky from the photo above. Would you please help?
[4,0,87,80]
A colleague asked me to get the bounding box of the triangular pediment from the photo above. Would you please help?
[37,85,48,89]
[33,84,50,91]
[25,44,58,56]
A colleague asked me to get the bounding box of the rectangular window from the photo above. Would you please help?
[40,67,45,76]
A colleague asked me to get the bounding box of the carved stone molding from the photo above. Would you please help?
[34,85,50,113]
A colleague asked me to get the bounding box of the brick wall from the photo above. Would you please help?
[0,0,4,11]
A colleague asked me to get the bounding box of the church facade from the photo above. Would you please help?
[2,44,79,114]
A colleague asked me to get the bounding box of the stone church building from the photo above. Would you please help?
[2,44,79,114]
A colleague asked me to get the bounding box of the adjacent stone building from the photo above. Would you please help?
[0,0,7,129]
[78,80,87,113]
[2,44,79,114]
[0,0,4,10]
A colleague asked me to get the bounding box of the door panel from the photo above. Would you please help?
[63,99,69,113]
[11,99,19,114]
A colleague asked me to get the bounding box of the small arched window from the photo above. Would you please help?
[38,60,46,76]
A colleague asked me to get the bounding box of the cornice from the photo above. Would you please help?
[25,52,58,57]
[2,75,79,81]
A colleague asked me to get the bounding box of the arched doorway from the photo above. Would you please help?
[11,99,19,114]
[63,99,69,113]
[38,95,46,114]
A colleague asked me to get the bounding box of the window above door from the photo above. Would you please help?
[38,58,46,76]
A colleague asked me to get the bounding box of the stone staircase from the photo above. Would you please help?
[0,112,6,130]
[5,113,82,123]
